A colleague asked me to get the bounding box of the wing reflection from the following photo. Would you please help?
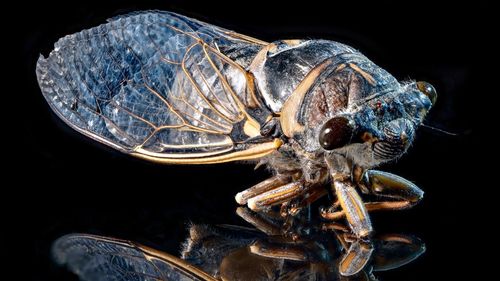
[53,208,424,281]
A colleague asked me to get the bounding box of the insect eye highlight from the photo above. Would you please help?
[319,116,354,150]
[417,81,437,104]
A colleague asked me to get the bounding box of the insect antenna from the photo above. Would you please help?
[421,123,458,136]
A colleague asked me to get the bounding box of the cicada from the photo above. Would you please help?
[37,11,436,238]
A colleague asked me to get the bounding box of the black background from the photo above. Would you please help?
[12,0,485,280]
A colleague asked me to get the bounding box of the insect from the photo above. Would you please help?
[53,208,425,280]
[37,11,436,238]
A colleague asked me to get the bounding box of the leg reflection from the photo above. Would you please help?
[52,207,425,281]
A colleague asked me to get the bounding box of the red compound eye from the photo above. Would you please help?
[376,101,382,109]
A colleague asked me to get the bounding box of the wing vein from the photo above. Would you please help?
[181,43,236,123]
[202,44,261,130]
[205,44,263,108]
[109,100,157,129]
[175,86,232,132]
[194,63,239,120]
[143,83,186,124]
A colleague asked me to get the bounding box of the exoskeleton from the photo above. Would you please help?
[37,11,436,237]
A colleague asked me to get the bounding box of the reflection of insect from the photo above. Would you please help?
[53,208,425,280]
[37,11,436,237]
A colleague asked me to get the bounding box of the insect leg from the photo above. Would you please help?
[246,181,306,212]
[235,174,292,205]
[321,221,351,233]
[338,238,374,276]
[322,219,375,276]
[370,233,425,272]
[282,169,330,216]
[236,207,282,235]
[361,170,424,212]
[283,185,328,216]
[328,180,373,238]
[249,239,309,262]
[299,185,329,208]
[322,170,423,219]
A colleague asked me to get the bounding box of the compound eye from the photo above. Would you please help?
[319,116,354,150]
[417,81,437,104]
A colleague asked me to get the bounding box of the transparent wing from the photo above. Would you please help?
[36,11,280,164]
[52,234,216,281]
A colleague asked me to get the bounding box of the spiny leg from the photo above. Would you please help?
[322,170,424,220]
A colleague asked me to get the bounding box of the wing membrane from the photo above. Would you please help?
[37,11,279,163]
[53,234,215,281]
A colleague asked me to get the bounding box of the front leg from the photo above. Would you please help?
[234,171,307,213]
[330,178,373,238]
[361,170,424,211]
[247,181,306,212]
[236,164,327,213]
[322,170,424,220]
[235,174,292,205]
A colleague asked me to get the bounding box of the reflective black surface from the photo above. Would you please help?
[13,0,484,280]
[51,210,427,280]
